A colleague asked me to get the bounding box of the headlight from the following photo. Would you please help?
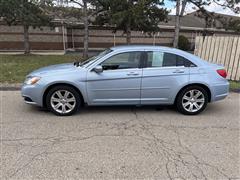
[24,76,41,85]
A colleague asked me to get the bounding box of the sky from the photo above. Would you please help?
[165,0,240,17]
[65,0,240,17]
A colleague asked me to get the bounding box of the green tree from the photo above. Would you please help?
[0,0,52,54]
[94,0,168,44]
[225,19,240,32]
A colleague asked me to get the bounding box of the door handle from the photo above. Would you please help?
[173,69,185,73]
[127,72,139,76]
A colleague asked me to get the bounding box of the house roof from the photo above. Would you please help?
[160,10,240,29]
[160,15,206,28]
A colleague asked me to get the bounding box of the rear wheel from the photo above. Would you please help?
[46,85,81,116]
[176,86,208,115]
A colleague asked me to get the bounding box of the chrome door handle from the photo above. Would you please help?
[173,70,185,73]
[127,72,139,76]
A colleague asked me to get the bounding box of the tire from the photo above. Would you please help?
[176,86,208,115]
[46,85,81,116]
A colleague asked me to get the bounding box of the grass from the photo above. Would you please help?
[0,54,82,83]
[229,80,240,91]
[0,54,239,91]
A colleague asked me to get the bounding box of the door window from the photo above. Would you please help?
[146,51,196,68]
[101,51,142,70]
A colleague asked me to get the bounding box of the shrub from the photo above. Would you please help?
[178,35,190,51]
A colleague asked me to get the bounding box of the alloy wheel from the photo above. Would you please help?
[182,89,205,113]
[50,90,76,114]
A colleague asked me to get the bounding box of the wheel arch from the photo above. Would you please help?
[174,83,212,104]
[42,83,85,108]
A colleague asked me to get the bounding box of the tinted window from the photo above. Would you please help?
[176,55,196,67]
[162,53,177,67]
[101,51,141,70]
[146,52,196,67]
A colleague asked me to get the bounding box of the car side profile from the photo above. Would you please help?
[21,45,229,116]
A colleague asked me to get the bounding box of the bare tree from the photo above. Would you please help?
[82,0,89,58]
[173,0,187,48]
[172,0,240,48]
[173,0,180,48]
[68,0,91,58]
[52,0,99,58]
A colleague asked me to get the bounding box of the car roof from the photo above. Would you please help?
[110,45,190,56]
[111,45,175,51]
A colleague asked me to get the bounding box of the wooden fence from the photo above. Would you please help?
[194,36,240,81]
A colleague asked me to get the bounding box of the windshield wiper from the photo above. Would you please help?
[73,61,81,67]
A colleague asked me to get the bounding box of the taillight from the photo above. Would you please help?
[217,69,227,78]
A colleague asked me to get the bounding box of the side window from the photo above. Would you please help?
[162,53,177,67]
[146,51,164,67]
[146,52,196,67]
[176,55,196,67]
[101,51,142,70]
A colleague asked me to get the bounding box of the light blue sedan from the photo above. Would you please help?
[21,46,229,116]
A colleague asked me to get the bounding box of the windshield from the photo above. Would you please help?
[80,49,112,67]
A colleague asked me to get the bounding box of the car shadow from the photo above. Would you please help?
[28,102,224,116]
[30,105,177,115]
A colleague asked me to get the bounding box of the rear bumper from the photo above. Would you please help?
[210,82,229,102]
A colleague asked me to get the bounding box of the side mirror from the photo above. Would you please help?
[93,65,103,73]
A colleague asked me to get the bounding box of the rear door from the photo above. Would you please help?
[141,51,192,104]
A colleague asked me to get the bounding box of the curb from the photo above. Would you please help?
[231,89,240,93]
[0,83,22,91]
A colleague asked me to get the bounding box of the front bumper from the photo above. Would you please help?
[21,83,44,106]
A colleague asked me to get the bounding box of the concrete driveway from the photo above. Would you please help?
[1,91,239,179]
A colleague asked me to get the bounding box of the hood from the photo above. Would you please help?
[28,63,78,77]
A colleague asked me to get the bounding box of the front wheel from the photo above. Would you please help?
[46,85,81,116]
[176,86,208,115]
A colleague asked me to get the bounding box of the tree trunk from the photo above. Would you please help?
[173,0,187,48]
[173,0,180,48]
[180,0,187,16]
[23,25,30,54]
[83,0,89,58]
[126,25,131,44]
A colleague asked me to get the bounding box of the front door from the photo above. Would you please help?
[87,51,143,105]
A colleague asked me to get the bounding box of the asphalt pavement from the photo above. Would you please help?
[1,91,239,179]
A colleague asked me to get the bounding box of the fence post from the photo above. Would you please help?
[208,35,215,62]
[228,37,238,79]
[231,37,240,80]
